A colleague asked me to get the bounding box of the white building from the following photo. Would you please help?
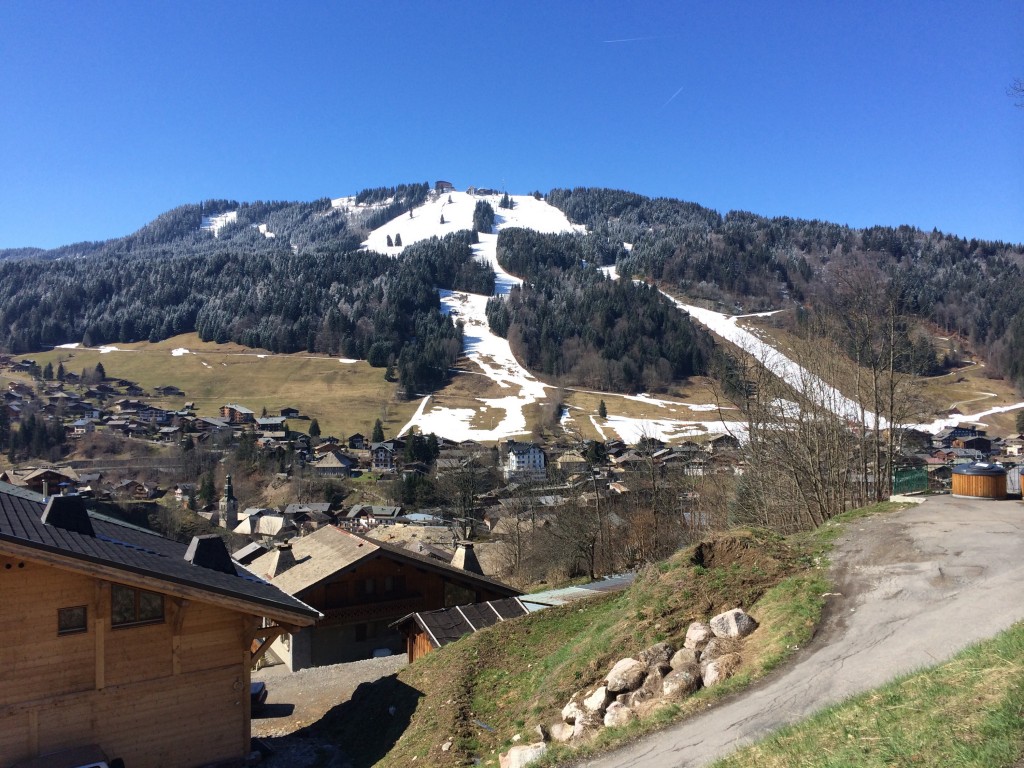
[502,439,547,482]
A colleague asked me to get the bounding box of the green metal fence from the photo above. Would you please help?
[893,467,929,495]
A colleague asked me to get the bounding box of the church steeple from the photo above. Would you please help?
[218,473,238,529]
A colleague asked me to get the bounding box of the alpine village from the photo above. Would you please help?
[3,183,1024,768]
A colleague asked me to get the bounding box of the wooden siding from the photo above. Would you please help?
[952,473,1007,499]
[0,553,254,767]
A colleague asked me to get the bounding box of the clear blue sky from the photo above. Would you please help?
[2,1,1021,249]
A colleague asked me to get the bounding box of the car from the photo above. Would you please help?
[250,680,269,712]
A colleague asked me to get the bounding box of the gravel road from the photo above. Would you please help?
[251,655,407,767]
[573,494,1024,767]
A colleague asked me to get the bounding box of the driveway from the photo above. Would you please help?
[574,495,1024,767]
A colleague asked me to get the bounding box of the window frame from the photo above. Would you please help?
[110,583,165,628]
[57,605,88,636]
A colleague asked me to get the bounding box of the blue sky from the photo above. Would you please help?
[2,1,1021,249]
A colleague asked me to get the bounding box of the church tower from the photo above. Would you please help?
[218,473,238,530]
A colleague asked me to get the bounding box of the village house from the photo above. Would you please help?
[0,485,319,767]
[248,528,520,670]
[220,402,256,425]
[371,441,399,472]
[501,439,547,482]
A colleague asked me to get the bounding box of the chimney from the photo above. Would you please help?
[450,541,483,576]
[184,535,237,575]
[264,542,297,579]
[41,495,94,536]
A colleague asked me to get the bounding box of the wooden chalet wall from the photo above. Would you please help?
[0,553,254,767]
[298,556,505,666]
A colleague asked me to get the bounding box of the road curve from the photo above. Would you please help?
[572,495,1024,767]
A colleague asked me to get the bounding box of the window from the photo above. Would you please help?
[111,584,164,627]
[58,605,87,635]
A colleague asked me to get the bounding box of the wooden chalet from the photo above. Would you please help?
[248,527,521,670]
[0,485,319,767]
[392,597,530,663]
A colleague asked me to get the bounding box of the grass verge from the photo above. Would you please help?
[712,622,1024,768]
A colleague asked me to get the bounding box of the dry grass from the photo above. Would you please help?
[25,334,418,440]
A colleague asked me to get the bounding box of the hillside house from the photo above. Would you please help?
[501,440,547,482]
[371,441,399,472]
[220,403,256,424]
[248,527,520,670]
[0,487,319,767]
[313,451,356,478]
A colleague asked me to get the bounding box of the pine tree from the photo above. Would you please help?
[42,362,53,380]
[387,234,394,247]
[309,418,321,439]
[56,361,65,381]
[1016,410,1024,435]
[95,362,106,381]
[394,233,403,246]
[372,418,385,443]
[598,399,607,419]
[440,214,445,225]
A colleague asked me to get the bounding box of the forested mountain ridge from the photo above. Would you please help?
[3,183,1023,399]
[0,186,473,395]
[546,187,1024,390]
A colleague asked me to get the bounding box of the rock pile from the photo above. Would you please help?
[499,608,759,768]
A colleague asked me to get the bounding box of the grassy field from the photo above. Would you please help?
[713,623,1024,768]
[22,334,419,440]
[307,503,909,768]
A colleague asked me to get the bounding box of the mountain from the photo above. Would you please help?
[1,184,1022,401]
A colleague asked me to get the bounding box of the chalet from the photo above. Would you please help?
[0,487,319,767]
[247,527,520,670]
[69,419,96,437]
[953,435,994,454]
[435,180,455,192]
[371,441,399,472]
[280,407,301,418]
[392,596,530,663]
[501,440,547,482]
[220,403,256,424]
[232,512,296,542]
[348,433,367,450]
[555,450,589,475]
[256,416,288,431]
[313,451,357,478]
[0,467,80,496]
[707,433,741,453]
[153,385,184,396]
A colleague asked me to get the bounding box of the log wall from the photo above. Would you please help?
[0,553,253,767]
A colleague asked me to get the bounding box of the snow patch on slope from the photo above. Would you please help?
[201,211,237,238]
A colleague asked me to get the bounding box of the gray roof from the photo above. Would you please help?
[391,597,530,649]
[0,483,318,624]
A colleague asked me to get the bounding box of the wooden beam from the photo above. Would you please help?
[94,580,108,690]
[249,626,288,668]
[169,598,189,675]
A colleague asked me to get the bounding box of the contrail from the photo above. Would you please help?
[602,35,673,43]
[661,85,685,109]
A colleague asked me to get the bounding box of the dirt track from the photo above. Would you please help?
[575,495,1024,767]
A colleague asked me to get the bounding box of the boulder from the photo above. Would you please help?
[709,608,758,639]
[499,742,547,768]
[603,701,637,728]
[582,685,611,713]
[571,710,603,741]
[684,621,713,651]
[638,642,676,667]
[561,696,583,725]
[703,652,742,686]
[700,637,737,664]
[605,658,647,694]
[548,723,574,743]
[670,647,699,669]
[662,662,702,698]
[624,666,666,709]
